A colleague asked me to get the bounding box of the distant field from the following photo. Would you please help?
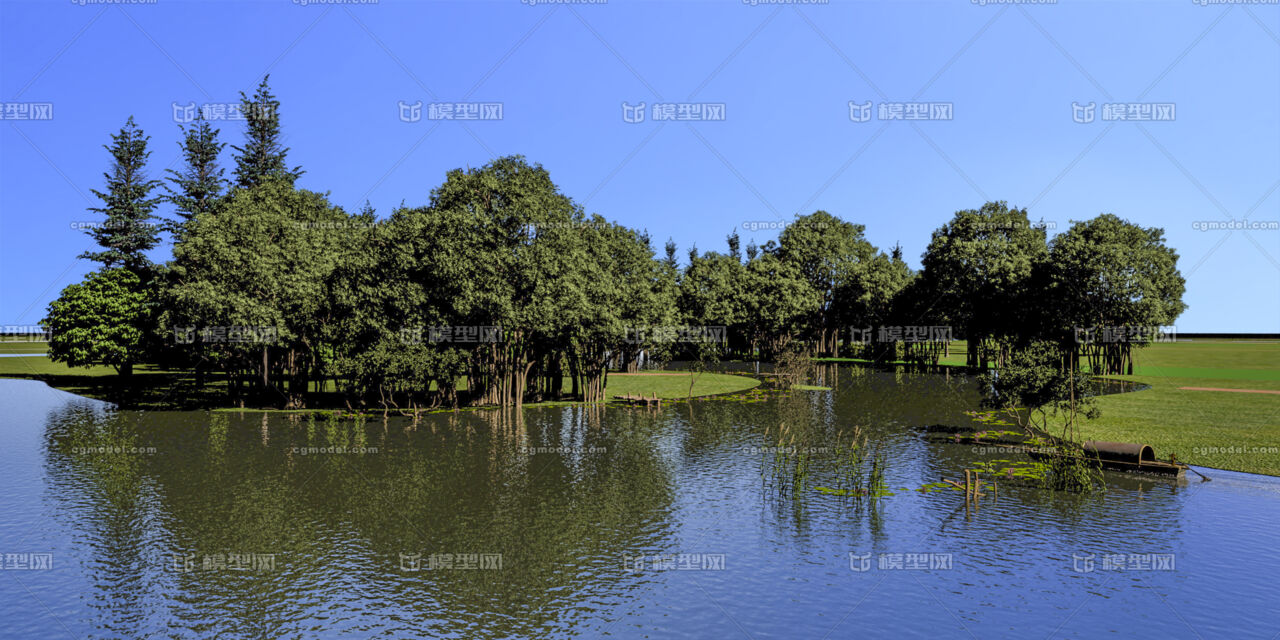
[1084,340,1280,476]
[0,342,49,354]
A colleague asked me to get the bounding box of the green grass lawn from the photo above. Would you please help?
[818,339,1280,476]
[0,342,49,354]
[1081,341,1280,476]
[606,372,759,398]
[0,355,120,377]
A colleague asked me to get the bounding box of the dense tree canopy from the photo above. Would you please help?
[1042,214,1186,374]
[41,82,1189,410]
[919,202,1049,368]
[41,268,152,376]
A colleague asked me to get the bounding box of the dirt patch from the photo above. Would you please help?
[1179,386,1280,395]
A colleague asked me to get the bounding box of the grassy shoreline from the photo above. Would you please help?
[826,340,1280,476]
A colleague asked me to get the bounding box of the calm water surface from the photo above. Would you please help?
[1,367,1277,639]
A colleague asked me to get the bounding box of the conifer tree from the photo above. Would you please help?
[232,75,303,189]
[80,116,162,274]
[166,114,225,230]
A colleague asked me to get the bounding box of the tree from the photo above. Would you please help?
[231,76,303,189]
[919,202,1048,369]
[776,211,877,356]
[41,268,152,375]
[663,238,679,269]
[836,250,912,362]
[396,155,588,407]
[679,250,747,358]
[166,115,225,231]
[1042,214,1186,374]
[80,116,162,274]
[163,177,354,405]
[741,252,820,359]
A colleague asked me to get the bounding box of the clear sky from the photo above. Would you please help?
[1,0,1277,332]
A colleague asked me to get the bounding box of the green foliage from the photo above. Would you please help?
[777,210,878,354]
[166,115,226,231]
[919,202,1048,367]
[163,177,356,402]
[742,253,820,358]
[979,340,1099,437]
[1043,214,1187,374]
[80,116,163,273]
[232,76,303,189]
[44,84,1193,416]
[41,268,153,375]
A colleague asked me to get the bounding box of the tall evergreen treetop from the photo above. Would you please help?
[232,76,303,189]
[166,114,226,228]
[80,116,162,273]
[663,238,678,268]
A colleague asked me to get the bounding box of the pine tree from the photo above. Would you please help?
[80,116,162,273]
[232,75,303,189]
[663,238,678,268]
[727,230,741,261]
[166,114,225,231]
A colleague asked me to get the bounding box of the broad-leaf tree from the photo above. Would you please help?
[42,268,153,376]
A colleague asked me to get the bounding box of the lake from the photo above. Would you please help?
[1,366,1277,639]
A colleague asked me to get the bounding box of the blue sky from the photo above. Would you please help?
[1,0,1277,332]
